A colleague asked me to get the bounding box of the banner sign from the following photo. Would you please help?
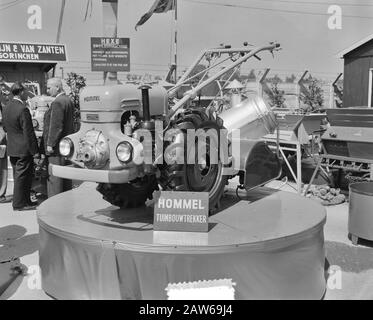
[0,42,67,63]
[154,191,209,232]
[91,37,130,72]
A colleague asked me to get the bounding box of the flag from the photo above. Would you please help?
[135,0,175,30]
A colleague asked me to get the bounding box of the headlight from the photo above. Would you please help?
[32,119,38,129]
[59,138,74,157]
[116,142,133,163]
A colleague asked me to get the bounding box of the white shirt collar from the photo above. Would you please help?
[13,97,24,104]
[56,92,65,98]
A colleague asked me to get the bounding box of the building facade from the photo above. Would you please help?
[339,35,373,108]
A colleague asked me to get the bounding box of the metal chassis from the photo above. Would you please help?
[303,153,373,196]
[166,42,280,121]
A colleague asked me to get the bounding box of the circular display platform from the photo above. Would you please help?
[37,183,326,300]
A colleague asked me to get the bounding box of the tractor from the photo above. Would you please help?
[50,42,282,213]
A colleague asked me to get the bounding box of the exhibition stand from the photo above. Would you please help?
[37,182,326,300]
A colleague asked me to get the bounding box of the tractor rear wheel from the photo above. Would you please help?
[159,109,228,214]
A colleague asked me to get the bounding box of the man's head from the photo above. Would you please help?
[10,82,28,102]
[47,77,63,97]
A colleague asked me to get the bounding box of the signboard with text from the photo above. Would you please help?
[154,192,209,233]
[0,42,67,63]
[91,37,130,72]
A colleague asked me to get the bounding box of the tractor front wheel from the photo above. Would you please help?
[96,176,158,208]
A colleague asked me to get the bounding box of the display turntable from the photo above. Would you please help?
[37,182,326,300]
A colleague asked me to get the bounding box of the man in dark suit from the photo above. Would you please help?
[2,82,39,211]
[42,77,74,197]
[0,75,12,203]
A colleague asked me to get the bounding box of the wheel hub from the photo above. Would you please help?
[186,141,220,192]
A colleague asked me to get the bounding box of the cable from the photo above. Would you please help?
[0,0,19,8]
[243,0,373,7]
[184,0,373,20]
[273,176,289,190]
[62,65,342,79]
[0,0,28,11]
[68,60,190,68]
[235,185,244,201]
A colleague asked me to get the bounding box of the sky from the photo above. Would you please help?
[1,0,373,83]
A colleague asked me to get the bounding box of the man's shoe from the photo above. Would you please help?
[0,195,12,203]
[13,205,37,211]
[27,200,38,206]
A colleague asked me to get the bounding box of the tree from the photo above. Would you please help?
[269,81,286,108]
[65,72,86,132]
[221,68,241,82]
[246,69,256,82]
[267,74,283,84]
[299,77,324,113]
[285,74,296,83]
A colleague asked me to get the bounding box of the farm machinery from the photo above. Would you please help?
[304,108,373,195]
[50,42,282,213]
[28,95,55,137]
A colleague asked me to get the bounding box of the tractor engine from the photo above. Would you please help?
[75,130,110,169]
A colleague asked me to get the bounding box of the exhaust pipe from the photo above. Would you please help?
[139,84,151,121]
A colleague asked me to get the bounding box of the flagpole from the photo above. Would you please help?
[102,0,118,85]
[174,0,177,82]
[56,0,66,43]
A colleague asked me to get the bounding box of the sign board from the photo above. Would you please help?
[0,42,67,63]
[154,191,209,232]
[91,37,130,72]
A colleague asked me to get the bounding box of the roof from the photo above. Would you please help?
[337,33,373,58]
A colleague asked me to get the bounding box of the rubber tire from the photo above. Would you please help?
[96,176,158,209]
[159,108,227,214]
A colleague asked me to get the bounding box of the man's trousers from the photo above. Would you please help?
[0,155,7,198]
[47,155,72,198]
[10,156,34,209]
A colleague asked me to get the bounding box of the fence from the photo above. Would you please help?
[244,70,343,111]
[59,63,344,111]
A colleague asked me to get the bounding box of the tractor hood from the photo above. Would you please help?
[79,84,168,117]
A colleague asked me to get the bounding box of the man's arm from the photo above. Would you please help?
[47,100,64,150]
[20,107,39,156]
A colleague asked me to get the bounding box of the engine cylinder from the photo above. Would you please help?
[76,130,110,169]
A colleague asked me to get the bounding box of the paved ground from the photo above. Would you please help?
[1,179,373,300]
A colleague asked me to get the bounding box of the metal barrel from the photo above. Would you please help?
[348,182,373,241]
[219,95,277,140]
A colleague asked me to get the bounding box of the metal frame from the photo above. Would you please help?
[263,126,328,195]
[303,152,373,196]
[166,42,281,121]
[263,129,303,194]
